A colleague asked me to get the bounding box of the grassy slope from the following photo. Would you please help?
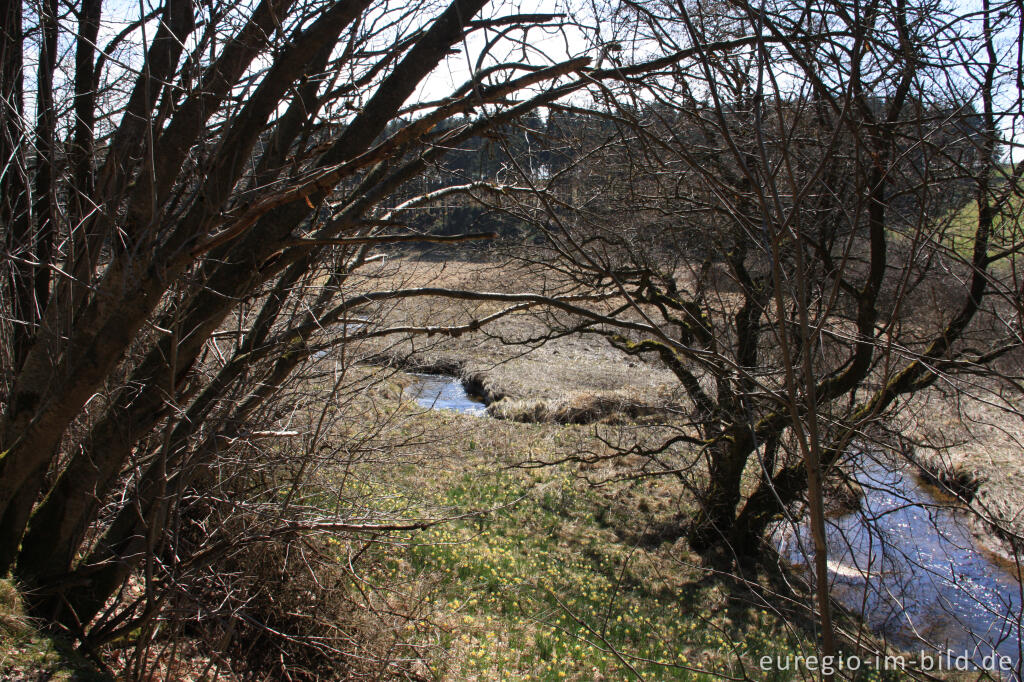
[942,187,1021,262]
[352,399,901,681]
[348,261,936,679]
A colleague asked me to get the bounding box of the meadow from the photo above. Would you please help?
[2,256,1011,681]
[339,393,854,681]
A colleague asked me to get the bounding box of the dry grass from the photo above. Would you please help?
[375,310,681,411]
[0,578,31,640]
[369,258,1024,565]
[900,379,1024,561]
[358,256,685,422]
[487,388,683,424]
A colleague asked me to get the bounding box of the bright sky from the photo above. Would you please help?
[412,0,599,103]
[20,0,1024,160]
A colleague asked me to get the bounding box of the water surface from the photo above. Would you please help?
[406,373,487,416]
[777,453,1023,678]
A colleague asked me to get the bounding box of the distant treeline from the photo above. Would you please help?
[387,100,986,250]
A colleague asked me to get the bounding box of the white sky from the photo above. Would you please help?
[18,0,1024,160]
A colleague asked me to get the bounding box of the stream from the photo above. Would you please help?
[776,452,1023,678]
[407,373,1023,676]
[405,372,487,416]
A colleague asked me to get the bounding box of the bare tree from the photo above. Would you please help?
[0,0,634,657]
[493,0,1023,670]
[4,0,1021,674]
[5,0,800,671]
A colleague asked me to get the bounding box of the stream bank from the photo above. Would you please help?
[408,372,1024,677]
[776,450,1023,678]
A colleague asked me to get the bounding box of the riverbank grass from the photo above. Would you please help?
[349,401,898,681]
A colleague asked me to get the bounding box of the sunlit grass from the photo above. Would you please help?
[403,468,804,680]
[942,187,1022,264]
[321,396,833,681]
[0,579,108,680]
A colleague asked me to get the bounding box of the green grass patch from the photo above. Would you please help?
[336,403,839,681]
[303,385,917,680]
[943,188,1022,263]
[0,579,110,681]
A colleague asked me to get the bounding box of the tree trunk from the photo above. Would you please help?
[688,431,755,553]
